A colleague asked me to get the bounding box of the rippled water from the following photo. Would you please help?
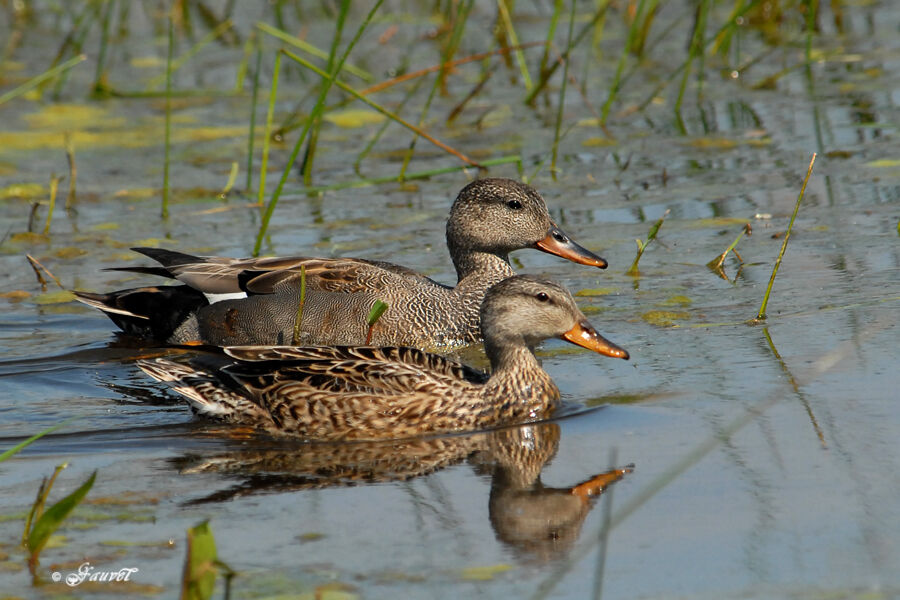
[1,2,899,598]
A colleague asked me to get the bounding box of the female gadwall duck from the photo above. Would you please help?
[76,178,606,350]
[137,276,629,441]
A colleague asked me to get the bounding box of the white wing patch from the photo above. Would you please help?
[203,292,248,304]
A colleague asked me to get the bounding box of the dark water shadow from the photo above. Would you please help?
[0,334,188,378]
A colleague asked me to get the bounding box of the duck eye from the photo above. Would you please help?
[506,199,523,210]
[536,292,549,302]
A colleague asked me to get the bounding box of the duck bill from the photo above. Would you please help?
[570,465,634,501]
[561,321,629,360]
[534,223,607,268]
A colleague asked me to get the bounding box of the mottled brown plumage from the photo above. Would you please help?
[76,178,607,350]
[138,276,629,441]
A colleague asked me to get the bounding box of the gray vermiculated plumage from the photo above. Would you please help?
[76,179,607,350]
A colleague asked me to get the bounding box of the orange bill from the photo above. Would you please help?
[560,321,629,359]
[534,224,607,268]
[570,465,634,501]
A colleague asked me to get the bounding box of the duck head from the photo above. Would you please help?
[446,179,608,271]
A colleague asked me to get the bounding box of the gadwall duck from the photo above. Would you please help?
[76,178,607,349]
[137,276,629,441]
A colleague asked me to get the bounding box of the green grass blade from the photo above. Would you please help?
[64,133,77,209]
[630,0,660,57]
[627,210,668,276]
[496,0,532,91]
[292,265,307,345]
[401,0,473,179]
[252,0,384,256]
[538,0,564,84]
[645,213,665,241]
[0,421,72,463]
[181,520,218,600]
[301,0,352,186]
[674,0,709,119]
[27,470,96,558]
[601,0,648,125]
[355,75,426,175]
[255,21,372,82]
[220,162,238,199]
[551,0,577,179]
[0,54,86,106]
[91,0,115,97]
[42,175,61,235]
[756,154,816,320]
[632,0,762,116]
[400,72,441,179]
[712,0,748,56]
[234,30,255,93]
[280,49,481,167]
[289,155,522,196]
[258,51,282,208]
[707,223,750,271]
[246,43,262,193]
[525,2,609,106]
[46,1,97,98]
[366,300,388,344]
[162,14,174,219]
[367,300,388,327]
[146,19,233,90]
[23,463,65,548]
[805,0,817,69]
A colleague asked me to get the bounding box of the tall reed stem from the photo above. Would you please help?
[162,15,174,219]
[756,153,816,320]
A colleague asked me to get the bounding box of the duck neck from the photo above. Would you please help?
[481,341,561,420]
[452,249,516,290]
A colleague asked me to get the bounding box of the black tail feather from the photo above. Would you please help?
[104,266,175,278]
[131,247,205,268]
[75,285,208,342]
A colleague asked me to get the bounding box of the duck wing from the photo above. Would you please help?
[125,247,437,296]
[139,346,486,440]
[223,345,488,395]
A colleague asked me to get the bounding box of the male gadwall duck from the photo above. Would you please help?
[137,276,629,441]
[76,178,607,349]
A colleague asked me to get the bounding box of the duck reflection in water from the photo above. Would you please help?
[172,421,632,564]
